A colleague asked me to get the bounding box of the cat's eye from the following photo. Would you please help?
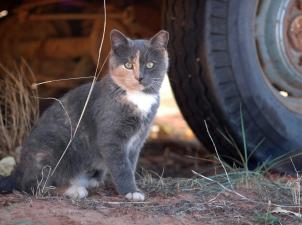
[124,62,133,70]
[146,62,155,69]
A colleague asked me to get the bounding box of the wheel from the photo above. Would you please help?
[163,0,302,173]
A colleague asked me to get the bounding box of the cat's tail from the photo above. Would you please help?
[0,173,17,193]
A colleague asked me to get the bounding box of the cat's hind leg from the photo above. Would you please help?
[125,192,145,201]
[87,169,107,188]
[64,185,88,199]
[64,174,91,199]
[64,170,107,199]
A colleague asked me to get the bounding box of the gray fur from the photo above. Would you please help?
[8,29,169,197]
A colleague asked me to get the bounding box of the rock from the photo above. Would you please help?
[0,156,16,176]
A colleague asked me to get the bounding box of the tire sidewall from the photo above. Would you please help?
[228,0,302,154]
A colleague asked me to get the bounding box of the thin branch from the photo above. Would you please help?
[51,0,108,176]
[192,170,302,209]
[192,170,246,199]
[32,76,95,87]
[36,97,73,139]
[204,120,233,189]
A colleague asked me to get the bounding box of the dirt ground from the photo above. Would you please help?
[0,193,197,225]
[1,133,301,225]
[1,119,302,225]
[1,164,302,225]
[0,177,302,225]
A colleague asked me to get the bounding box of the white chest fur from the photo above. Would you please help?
[126,91,158,115]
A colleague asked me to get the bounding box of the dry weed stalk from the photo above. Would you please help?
[289,179,301,206]
[33,165,55,198]
[50,0,108,176]
[286,158,301,213]
[204,120,233,189]
[0,63,39,158]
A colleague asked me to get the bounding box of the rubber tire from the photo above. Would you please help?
[162,0,302,173]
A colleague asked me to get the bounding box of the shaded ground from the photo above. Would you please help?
[1,132,301,225]
[1,173,302,225]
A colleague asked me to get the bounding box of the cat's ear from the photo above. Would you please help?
[150,30,169,49]
[110,29,129,49]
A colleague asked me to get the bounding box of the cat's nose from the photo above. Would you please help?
[138,77,143,82]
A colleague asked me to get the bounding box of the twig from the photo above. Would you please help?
[192,170,302,209]
[192,170,247,200]
[32,76,95,87]
[35,165,55,198]
[51,0,108,176]
[104,201,152,205]
[51,53,109,176]
[289,157,301,214]
[265,200,272,225]
[206,191,224,203]
[36,97,73,139]
[204,120,233,189]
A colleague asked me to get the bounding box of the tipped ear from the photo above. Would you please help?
[110,29,129,49]
[150,30,169,49]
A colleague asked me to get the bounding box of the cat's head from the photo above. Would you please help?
[109,29,169,94]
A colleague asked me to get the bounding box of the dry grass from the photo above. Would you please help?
[136,171,301,223]
[0,62,39,159]
[2,170,301,224]
[53,171,299,224]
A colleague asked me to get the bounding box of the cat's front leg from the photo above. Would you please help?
[102,145,144,201]
[128,128,150,172]
[129,149,140,172]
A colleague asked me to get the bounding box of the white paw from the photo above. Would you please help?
[64,185,88,199]
[125,192,145,201]
[88,179,100,188]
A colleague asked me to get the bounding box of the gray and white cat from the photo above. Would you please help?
[0,29,169,201]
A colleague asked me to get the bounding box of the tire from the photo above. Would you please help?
[163,0,302,173]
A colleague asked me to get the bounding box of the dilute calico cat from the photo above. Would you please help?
[0,29,169,201]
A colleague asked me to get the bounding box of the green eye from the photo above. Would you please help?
[146,62,154,69]
[124,62,133,69]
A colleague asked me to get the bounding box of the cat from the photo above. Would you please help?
[0,29,169,201]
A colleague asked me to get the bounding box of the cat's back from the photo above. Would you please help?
[40,78,110,120]
[25,79,109,143]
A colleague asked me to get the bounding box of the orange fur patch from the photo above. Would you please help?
[111,51,143,92]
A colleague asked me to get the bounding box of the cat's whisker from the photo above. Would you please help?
[151,81,161,84]
[150,82,162,87]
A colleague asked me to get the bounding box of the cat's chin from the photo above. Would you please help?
[139,86,159,95]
